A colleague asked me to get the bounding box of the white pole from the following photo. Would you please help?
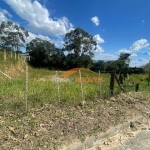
[11,51,12,58]
[18,53,19,60]
[79,70,84,101]
[15,52,16,60]
[25,65,28,112]
[4,49,6,60]
[99,70,101,99]
[56,71,60,102]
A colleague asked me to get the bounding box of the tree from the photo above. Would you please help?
[0,21,29,52]
[118,53,130,64]
[104,53,131,73]
[0,36,12,51]
[117,53,131,75]
[91,60,105,72]
[49,48,66,69]
[144,61,150,73]
[105,61,119,72]
[144,61,150,86]
[26,37,56,67]
[63,27,97,68]
[79,54,94,68]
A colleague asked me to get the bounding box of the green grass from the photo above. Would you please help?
[0,51,150,113]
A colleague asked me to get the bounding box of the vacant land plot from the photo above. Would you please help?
[0,52,150,149]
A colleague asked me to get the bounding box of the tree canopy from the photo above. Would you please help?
[104,53,131,73]
[144,61,150,73]
[91,53,131,74]
[26,37,56,67]
[0,20,133,71]
[63,27,97,68]
[0,21,29,52]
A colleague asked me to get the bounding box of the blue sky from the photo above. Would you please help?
[0,0,150,67]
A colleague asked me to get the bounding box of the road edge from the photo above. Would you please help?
[64,115,145,150]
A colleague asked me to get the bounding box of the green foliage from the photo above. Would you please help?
[63,28,97,55]
[63,27,97,68]
[106,61,119,71]
[117,53,131,73]
[91,53,131,73]
[0,21,29,52]
[26,37,56,67]
[0,50,150,113]
[91,60,105,72]
[118,53,131,64]
[49,48,66,69]
[144,62,150,73]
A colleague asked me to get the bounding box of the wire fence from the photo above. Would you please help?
[0,70,148,109]
[0,51,150,112]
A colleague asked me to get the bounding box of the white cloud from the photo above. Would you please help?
[52,38,64,48]
[118,39,149,54]
[0,9,12,18]
[26,32,52,44]
[130,53,137,57]
[130,58,149,67]
[0,9,12,23]
[0,12,8,23]
[142,52,150,57]
[118,49,137,57]
[94,53,118,61]
[94,53,148,67]
[142,20,145,23]
[91,16,99,26]
[118,39,149,61]
[130,39,149,52]
[93,34,104,53]
[118,48,131,54]
[26,32,64,49]
[95,45,104,53]
[4,0,74,37]
[93,34,104,44]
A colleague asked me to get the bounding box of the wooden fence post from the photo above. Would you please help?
[110,70,115,96]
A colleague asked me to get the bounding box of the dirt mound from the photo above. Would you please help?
[3,61,26,78]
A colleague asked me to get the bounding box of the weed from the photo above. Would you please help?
[114,109,125,125]
[130,122,135,128]
[78,132,85,142]
[66,109,75,117]
[92,123,102,134]
[28,119,37,130]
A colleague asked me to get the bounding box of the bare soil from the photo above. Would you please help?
[88,114,150,150]
[0,92,150,150]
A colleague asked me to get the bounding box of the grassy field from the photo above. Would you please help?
[1,51,150,149]
[0,51,150,112]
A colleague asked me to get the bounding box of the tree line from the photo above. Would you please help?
[0,20,147,73]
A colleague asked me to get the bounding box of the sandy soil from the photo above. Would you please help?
[88,113,150,150]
